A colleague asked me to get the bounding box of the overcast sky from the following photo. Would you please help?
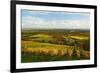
[21,10,90,29]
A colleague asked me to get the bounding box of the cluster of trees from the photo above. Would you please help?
[30,35,90,52]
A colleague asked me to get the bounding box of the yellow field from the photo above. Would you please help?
[30,34,52,38]
[70,36,89,40]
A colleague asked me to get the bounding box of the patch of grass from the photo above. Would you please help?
[21,53,89,63]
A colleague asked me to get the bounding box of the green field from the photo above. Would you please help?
[21,29,90,63]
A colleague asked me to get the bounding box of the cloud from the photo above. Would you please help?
[22,10,53,16]
[22,16,90,29]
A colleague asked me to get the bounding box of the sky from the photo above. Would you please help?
[21,9,90,29]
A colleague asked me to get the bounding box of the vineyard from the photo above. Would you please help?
[21,29,90,63]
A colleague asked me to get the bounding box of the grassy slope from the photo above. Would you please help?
[21,41,89,63]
